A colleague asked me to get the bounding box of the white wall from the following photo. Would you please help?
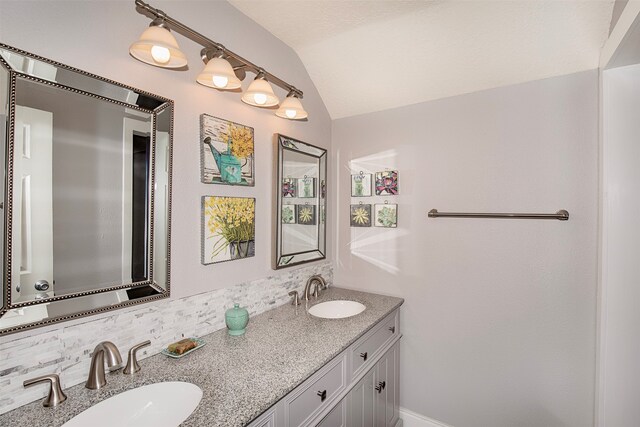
[599,63,640,427]
[0,0,332,300]
[332,70,599,427]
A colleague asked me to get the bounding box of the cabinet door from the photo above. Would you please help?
[385,342,399,426]
[318,398,346,427]
[348,367,376,427]
[375,342,399,427]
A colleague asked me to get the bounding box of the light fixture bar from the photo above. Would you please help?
[134,0,304,98]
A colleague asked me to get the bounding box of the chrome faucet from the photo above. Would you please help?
[303,274,327,301]
[85,341,123,390]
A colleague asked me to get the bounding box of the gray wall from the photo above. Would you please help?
[610,0,629,34]
[0,0,332,300]
[332,70,599,427]
[600,63,640,427]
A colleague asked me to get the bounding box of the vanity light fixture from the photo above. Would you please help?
[196,53,242,90]
[241,73,279,107]
[276,92,308,120]
[129,17,187,68]
[131,0,307,120]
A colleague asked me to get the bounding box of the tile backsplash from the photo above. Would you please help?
[0,262,332,414]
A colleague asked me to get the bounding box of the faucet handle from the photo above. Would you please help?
[23,374,67,407]
[288,290,301,306]
[312,282,321,298]
[123,340,151,374]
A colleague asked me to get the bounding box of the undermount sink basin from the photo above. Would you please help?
[62,382,202,427]
[308,300,366,319]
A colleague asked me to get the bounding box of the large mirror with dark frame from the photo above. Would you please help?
[0,43,173,335]
[274,134,326,269]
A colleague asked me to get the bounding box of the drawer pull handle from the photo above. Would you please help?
[317,389,327,402]
[388,326,395,333]
[375,381,386,393]
[360,352,368,361]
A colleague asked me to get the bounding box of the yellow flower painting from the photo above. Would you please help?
[200,114,255,186]
[350,204,372,227]
[202,196,255,264]
[297,205,316,225]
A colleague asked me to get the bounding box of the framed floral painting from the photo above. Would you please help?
[297,204,316,225]
[201,196,255,265]
[375,170,398,195]
[298,177,316,198]
[200,114,255,186]
[350,204,372,227]
[282,205,296,224]
[282,178,297,198]
[374,203,398,228]
[351,172,372,197]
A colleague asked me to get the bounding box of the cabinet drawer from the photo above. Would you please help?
[285,354,347,426]
[317,398,346,427]
[351,310,398,378]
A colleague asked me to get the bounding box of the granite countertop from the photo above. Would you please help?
[0,287,403,427]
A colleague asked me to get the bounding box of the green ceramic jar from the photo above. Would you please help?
[225,303,249,336]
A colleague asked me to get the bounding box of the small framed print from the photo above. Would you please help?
[282,178,297,198]
[350,204,372,227]
[200,114,255,186]
[297,204,316,225]
[351,172,372,197]
[298,176,316,198]
[374,203,398,228]
[375,170,398,195]
[282,205,296,224]
[201,196,256,265]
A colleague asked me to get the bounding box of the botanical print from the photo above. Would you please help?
[298,177,316,198]
[201,114,255,186]
[374,204,398,228]
[282,178,297,198]
[202,196,255,265]
[350,204,372,227]
[296,205,316,225]
[282,205,296,224]
[375,170,399,195]
[351,173,372,197]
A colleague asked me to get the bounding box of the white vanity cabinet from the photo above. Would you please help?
[248,308,401,427]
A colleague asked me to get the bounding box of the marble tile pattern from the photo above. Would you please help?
[0,262,332,415]
[0,287,403,427]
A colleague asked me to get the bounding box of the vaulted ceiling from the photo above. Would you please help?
[229,0,614,119]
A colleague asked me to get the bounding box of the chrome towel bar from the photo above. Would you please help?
[428,209,569,221]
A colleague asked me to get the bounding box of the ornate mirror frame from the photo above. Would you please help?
[274,134,327,269]
[0,43,173,335]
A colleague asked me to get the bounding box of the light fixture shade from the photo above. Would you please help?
[129,25,187,68]
[241,78,279,107]
[276,95,308,120]
[196,57,242,90]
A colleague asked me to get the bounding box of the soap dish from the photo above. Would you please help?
[161,338,206,359]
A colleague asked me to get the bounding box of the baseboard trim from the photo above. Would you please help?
[400,407,454,427]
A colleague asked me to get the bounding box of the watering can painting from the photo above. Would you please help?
[203,136,244,184]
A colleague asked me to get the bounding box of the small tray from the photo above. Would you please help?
[161,338,206,359]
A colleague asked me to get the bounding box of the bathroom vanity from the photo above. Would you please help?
[249,299,401,427]
[0,287,403,427]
